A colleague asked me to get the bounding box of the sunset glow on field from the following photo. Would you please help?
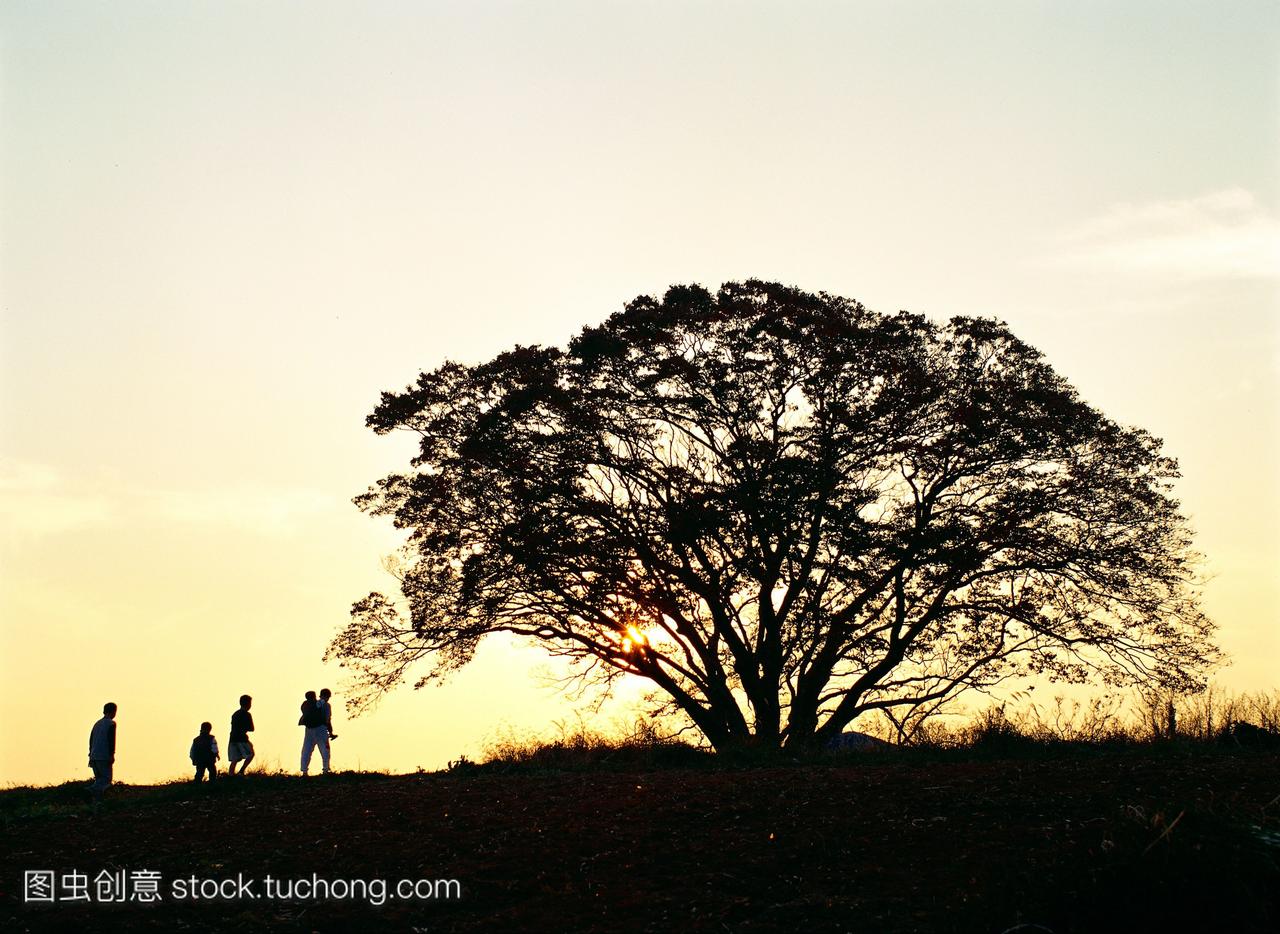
[2,1,1277,789]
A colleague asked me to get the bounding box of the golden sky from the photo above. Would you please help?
[2,1,1278,786]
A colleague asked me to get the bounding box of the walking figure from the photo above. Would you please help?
[190,721,220,783]
[87,702,117,804]
[300,691,330,775]
[228,695,255,776]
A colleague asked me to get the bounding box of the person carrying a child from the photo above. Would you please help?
[299,690,330,775]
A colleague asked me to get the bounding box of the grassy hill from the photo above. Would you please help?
[3,745,1278,932]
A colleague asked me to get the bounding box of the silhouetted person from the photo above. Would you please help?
[87,702,117,804]
[299,690,316,726]
[190,721,220,783]
[318,688,338,740]
[228,694,255,776]
[300,690,330,775]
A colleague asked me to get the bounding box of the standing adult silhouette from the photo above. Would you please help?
[87,702,117,803]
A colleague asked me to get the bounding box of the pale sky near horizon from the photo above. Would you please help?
[2,1,1278,786]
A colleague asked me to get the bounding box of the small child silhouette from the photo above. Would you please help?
[190,721,220,783]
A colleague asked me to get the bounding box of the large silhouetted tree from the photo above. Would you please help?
[328,281,1218,751]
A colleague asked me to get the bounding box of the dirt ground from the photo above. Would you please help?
[3,747,1278,932]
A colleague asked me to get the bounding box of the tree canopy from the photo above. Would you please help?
[328,281,1218,751]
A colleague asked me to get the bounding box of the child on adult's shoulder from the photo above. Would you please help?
[190,721,220,783]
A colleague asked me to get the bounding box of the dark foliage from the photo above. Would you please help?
[329,281,1217,752]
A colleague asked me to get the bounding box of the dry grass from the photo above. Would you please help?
[859,685,1280,751]
[472,685,1280,766]
[478,716,712,771]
